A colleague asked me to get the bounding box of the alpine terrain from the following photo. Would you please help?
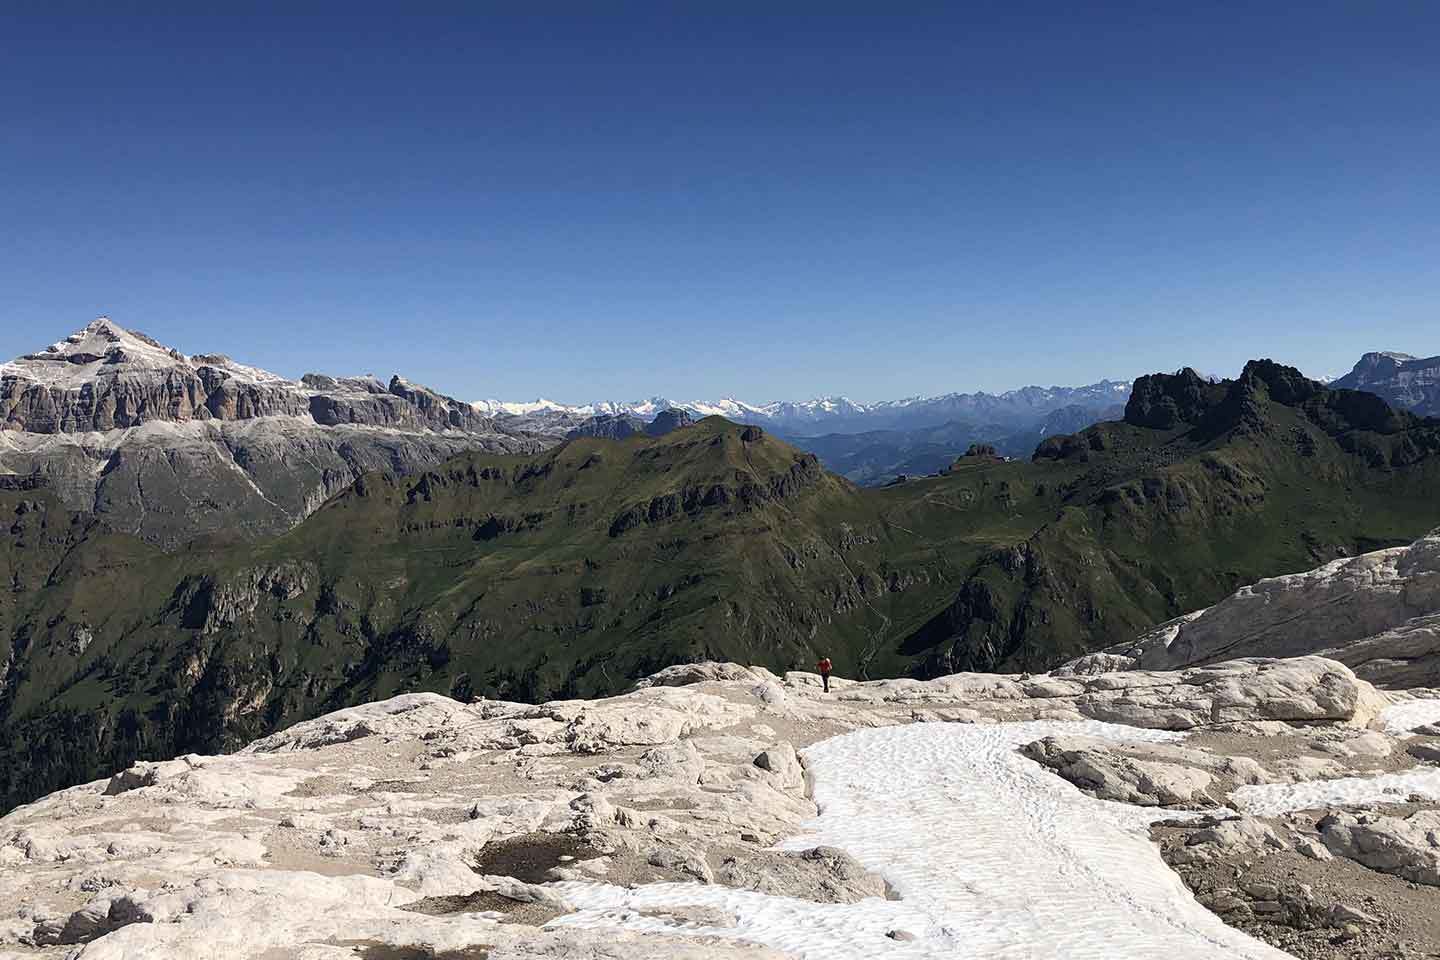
[476,383,1134,485]
[4,355,1440,816]
[6,531,1440,958]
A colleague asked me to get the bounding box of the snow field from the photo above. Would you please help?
[552,719,1293,959]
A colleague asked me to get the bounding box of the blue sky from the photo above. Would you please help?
[2,3,1438,402]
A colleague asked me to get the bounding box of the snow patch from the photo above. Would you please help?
[1380,697,1440,735]
[1233,768,1440,817]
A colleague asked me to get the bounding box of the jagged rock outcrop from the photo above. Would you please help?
[1123,367,1224,429]
[1021,735,1269,807]
[0,319,546,546]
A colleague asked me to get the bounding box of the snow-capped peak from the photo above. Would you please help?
[4,317,190,387]
[32,317,179,365]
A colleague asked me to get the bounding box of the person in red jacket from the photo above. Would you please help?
[817,656,833,693]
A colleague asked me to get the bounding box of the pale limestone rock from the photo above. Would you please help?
[1021,737,1217,807]
[633,662,762,688]
[1320,810,1440,886]
[1071,530,1440,688]
[1187,817,1289,853]
[0,652,1413,960]
[752,742,804,791]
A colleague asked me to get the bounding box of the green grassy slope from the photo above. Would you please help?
[901,361,1440,672]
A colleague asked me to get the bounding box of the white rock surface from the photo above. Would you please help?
[1070,531,1440,688]
[0,657,1394,958]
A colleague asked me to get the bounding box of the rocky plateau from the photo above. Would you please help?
[5,641,1440,958]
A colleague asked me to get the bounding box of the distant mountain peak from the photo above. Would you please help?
[1329,350,1440,418]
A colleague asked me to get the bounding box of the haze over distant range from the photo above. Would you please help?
[3,5,1440,400]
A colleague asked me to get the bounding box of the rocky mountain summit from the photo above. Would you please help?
[0,320,546,547]
[1332,352,1440,418]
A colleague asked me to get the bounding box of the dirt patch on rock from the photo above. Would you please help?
[333,943,492,960]
[472,832,601,884]
[401,891,564,925]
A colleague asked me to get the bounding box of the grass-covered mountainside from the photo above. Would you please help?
[4,359,1440,812]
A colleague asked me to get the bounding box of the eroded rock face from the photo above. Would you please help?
[0,651,1399,959]
[1332,351,1440,418]
[0,319,547,546]
[1063,530,1440,689]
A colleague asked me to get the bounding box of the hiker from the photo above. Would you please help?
[817,656,832,693]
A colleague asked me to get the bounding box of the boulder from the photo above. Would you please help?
[753,743,804,792]
[634,662,761,689]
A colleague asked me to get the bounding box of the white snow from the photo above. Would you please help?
[1,318,469,408]
[1380,697,1440,735]
[1,318,181,388]
[1233,767,1440,817]
[1225,698,1440,816]
[550,720,1290,959]
[471,396,677,419]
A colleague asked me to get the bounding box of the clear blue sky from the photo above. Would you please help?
[2,3,1438,402]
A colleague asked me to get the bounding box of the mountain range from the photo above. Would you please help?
[4,347,1440,813]
[476,382,1135,486]
[476,381,1135,437]
[8,323,1429,533]
[0,322,1140,544]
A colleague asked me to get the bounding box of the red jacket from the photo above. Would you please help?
[817,658,832,675]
